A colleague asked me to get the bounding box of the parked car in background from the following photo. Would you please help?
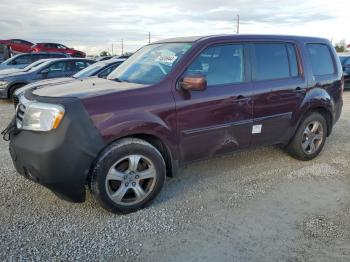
[95,56,113,62]
[0,58,94,99]
[7,35,343,213]
[340,55,350,87]
[0,52,69,70]
[0,59,52,77]
[32,43,86,57]
[0,39,33,54]
[13,58,126,104]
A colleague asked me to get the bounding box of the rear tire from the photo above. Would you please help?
[286,112,327,161]
[90,138,166,213]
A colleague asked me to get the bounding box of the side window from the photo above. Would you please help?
[307,44,335,76]
[12,55,32,65]
[75,61,87,71]
[99,64,120,78]
[286,44,299,77]
[47,61,66,72]
[253,43,290,81]
[185,44,244,86]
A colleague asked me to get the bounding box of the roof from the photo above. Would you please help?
[154,34,329,44]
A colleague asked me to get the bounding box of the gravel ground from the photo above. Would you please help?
[1,92,350,262]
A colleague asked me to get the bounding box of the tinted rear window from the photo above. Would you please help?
[254,43,291,81]
[307,44,335,76]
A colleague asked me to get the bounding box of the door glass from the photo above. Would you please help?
[254,43,290,81]
[286,44,299,77]
[47,61,66,72]
[185,44,244,86]
[12,55,32,65]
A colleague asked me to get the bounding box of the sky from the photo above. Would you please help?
[0,0,349,55]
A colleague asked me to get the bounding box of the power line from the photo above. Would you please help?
[236,14,240,34]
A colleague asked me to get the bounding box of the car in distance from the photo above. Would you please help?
[0,59,52,77]
[32,43,86,57]
[0,58,94,99]
[339,55,350,87]
[0,52,69,70]
[13,58,126,105]
[0,39,34,54]
[7,35,343,213]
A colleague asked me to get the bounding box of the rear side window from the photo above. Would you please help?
[185,44,245,86]
[307,44,335,76]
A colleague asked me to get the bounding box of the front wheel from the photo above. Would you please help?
[90,138,166,213]
[286,112,327,161]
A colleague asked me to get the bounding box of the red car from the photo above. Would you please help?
[31,43,86,57]
[0,39,33,54]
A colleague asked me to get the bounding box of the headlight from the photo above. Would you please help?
[18,102,65,131]
[0,80,8,89]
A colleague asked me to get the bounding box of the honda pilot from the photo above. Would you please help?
[5,35,343,213]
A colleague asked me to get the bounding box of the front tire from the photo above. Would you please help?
[90,138,166,213]
[286,112,327,161]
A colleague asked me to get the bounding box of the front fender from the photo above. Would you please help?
[91,111,179,161]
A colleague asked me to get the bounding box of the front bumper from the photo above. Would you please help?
[9,97,106,202]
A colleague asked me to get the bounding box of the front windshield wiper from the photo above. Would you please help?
[114,78,124,82]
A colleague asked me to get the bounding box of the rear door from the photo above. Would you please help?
[250,42,307,146]
[174,43,253,162]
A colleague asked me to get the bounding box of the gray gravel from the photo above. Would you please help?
[1,93,350,262]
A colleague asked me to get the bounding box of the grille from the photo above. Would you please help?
[16,103,26,128]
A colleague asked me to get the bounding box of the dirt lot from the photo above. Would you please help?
[1,92,350,262]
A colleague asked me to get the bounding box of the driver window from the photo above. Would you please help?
[47,61,66,73]
[185,44,244,86]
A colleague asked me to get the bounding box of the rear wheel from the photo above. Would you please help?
[90,138,166,213]
[286,112,327,161]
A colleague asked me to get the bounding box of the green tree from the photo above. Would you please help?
[335,40,347,53]
[100,51,111,57]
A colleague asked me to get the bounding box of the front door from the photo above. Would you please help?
[174,43,253,162]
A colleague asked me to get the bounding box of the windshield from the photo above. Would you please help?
[107,43,193,84]
[73,62,105,78]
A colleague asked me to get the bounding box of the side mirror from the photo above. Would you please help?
[40,68,49,74]
[180,75,207,91]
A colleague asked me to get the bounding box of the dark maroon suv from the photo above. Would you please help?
[6,35,343,213]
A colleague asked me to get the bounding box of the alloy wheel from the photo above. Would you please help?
[301,121,324,155]
[105,155,157,206]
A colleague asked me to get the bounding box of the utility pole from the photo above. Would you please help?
[236,14,240,34]
[112,43,114,55]
[148,32,151,44]
[121,39,124,55]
